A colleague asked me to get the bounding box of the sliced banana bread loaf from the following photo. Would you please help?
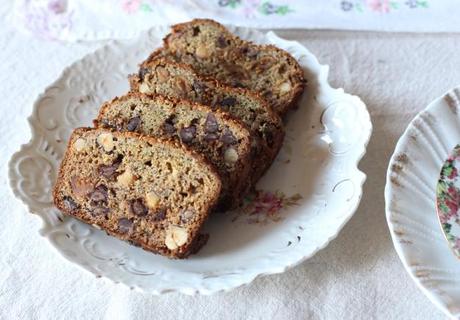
[130,58,284,182]
[141,19,306,117]
[95,93,253,210]
[53,128,222,259]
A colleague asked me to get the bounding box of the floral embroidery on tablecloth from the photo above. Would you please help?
[18,0,74,40]
[231,190,302,225]
[15,0,450,41]
[340,0,428,13]
[436,144,460,258]
[218,0,294,16]
[122,0,160,14]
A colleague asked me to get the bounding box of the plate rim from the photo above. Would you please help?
[385,85,460,318]
[8,25,373,295]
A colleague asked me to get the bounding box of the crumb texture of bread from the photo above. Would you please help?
[95,93,253,210]
[53,128,221,259]
[141,19,306,117]
[130,58,285,182]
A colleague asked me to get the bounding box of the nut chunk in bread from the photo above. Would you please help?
[53,128,222,259]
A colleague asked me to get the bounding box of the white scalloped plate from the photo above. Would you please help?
[8,25,372,294]
[386,87,460,318]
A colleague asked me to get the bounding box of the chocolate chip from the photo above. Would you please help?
[162,115,176,134]
[63,196,79,211]
[278,64,287,74]
[192,26,200,36]
[220,129,237,145]
[98,156,122,179]
[127,116,141,132]
[180,125,196,143]
[259,56,275,69]
[89,185,108,204]
[98,164,119,179]
[265,130,274,147]
[192,81,206,94]
[247,48,258,59]
[118,218,133,233]
[231,81,245,88]
[263,90,273,98]
[204,133,219,141]
[138,67,149,81]
[91,206,110,217]
[204,113,218,133]
[99,119,112,129]
[152,208,166,221]
[130,198,148,216]
[220,97,237,108]
[102,120,123,131]
[180,209,195,223]
[216,35,228,48]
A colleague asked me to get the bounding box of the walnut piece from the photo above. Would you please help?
[195,45,211,59]
[165,226,189,250]
[97,132,114,152]
[224,147,239,165]
[279,81,292,94]
[139,82,150,94]
[117,168,135,187]
[73,138,87,152]
[145,192,160,209]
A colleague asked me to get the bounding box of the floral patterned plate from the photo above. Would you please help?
[386,87,460,318]
[8,25,371,294]
[437,144,460,258]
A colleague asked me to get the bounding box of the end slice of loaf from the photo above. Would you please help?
[141,19,306,117]
[130,57,285,183]
[53,128,222,259]
[95,93,253,210]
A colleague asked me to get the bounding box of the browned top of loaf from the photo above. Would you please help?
[53,127,221,258]
[141,19,306,117]
[95,92,254,209]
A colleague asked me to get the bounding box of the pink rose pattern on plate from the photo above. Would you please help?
[436,144,460,258]
[231,190,303,225]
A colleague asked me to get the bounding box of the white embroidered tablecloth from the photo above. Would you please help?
[2,0,460,319]
[11,0,460,41]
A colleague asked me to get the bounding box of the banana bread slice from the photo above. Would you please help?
[95,93,253,210]
[141,19,306,117]
[53,128,222,259]
[130,57,285,183]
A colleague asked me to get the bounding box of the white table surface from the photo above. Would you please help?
[1,2,459,319]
